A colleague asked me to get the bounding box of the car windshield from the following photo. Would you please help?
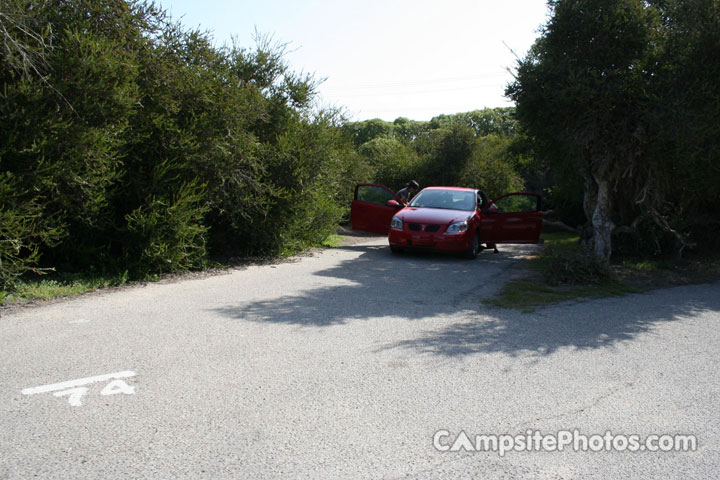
[408,189,476,211]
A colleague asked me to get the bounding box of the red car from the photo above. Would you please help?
[351,184,542,259]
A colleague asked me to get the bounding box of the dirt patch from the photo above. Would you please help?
[335,225,386,247]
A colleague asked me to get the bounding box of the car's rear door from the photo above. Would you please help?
[479,193,542,244]
[351,184,400,234]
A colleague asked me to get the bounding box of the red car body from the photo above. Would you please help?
[351,184,542,258]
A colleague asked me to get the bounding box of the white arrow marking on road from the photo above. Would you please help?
[21,371,136,395]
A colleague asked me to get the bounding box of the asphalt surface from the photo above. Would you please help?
[1,236,719,479]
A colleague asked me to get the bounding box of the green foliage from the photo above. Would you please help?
[358,136,421,187]
[429,108,517,136]
[125,181,209,275]
[457,134,525,199]
[344,108,529,197]
[0,269,132,305]
[508,0,720,257]
[342,118,394,147]
[0,0,369,291]
[0,173,62,289]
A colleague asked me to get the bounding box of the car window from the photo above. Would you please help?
[493,194,538,213]
[409,190,475,211]
[355,185,395,205]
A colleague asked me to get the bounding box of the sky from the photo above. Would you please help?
[156,0,551,122]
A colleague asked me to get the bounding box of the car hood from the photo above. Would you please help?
[398,207,472,225]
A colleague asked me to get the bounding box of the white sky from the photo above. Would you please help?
[157,0,551,121]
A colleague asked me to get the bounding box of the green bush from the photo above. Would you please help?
[0,174,62,290]
[1,1,370,291]
[124,182,209,275]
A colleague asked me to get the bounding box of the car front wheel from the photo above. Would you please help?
[464,232,479,259]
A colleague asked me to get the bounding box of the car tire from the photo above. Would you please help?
[464,232,479,259]
[390,246,403,254]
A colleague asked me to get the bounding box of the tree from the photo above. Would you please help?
[457,134,525,199]
[341,118,394,146]
[509,0,720,260]
[644,0,720,253]
[358,136,420,188]
[429,108,517,137]
[508,0,657,262]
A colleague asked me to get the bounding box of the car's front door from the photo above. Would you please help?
[479,193,542,244]
[351,184,401,235]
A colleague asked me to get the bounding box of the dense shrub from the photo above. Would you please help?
[124,182,209,275]
[0,0,368,286]
[0,174,62,289]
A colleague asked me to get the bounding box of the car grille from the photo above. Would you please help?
[408,223,441,232]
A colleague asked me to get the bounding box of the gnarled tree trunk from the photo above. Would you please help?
[591,178,614,263]
[580,162,614,264]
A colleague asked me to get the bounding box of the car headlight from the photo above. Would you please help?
[446,220,469,234]
[390,216,403,230]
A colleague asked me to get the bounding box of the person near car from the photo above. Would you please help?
[485,201,500,253]
[397,180,419,205]
[478,191,500,253]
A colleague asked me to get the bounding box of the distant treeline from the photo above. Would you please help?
[342,108,533,198]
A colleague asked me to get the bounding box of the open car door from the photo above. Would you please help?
[351,183,401,235]
[479,193,542,244]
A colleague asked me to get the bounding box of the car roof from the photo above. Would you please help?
[422,186,476,193]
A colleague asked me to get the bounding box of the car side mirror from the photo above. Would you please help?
[386,200,401,208]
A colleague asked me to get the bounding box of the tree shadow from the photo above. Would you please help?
[211,243,524,326]
[381,286,720,357]
[210,242,720,356]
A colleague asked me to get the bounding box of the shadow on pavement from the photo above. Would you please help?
[211,242,720,357]
[381,287,720,357]
[212,244,499,326]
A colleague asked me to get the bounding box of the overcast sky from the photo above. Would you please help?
[156,0,551,121]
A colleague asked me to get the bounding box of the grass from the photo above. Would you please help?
[0,232,344,307]
[484,232,636,312]
[484,279,637,313]
[618,259,674,271]
[321,234,343,247]
[540,231,582,248]
[486,230,720,312]
[0,271,131,306]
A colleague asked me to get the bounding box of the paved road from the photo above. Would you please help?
[1,237,719,479]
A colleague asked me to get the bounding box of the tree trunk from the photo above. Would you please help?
[580,172,598,249]
[591,178,614,263]
[580,164,615,263]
